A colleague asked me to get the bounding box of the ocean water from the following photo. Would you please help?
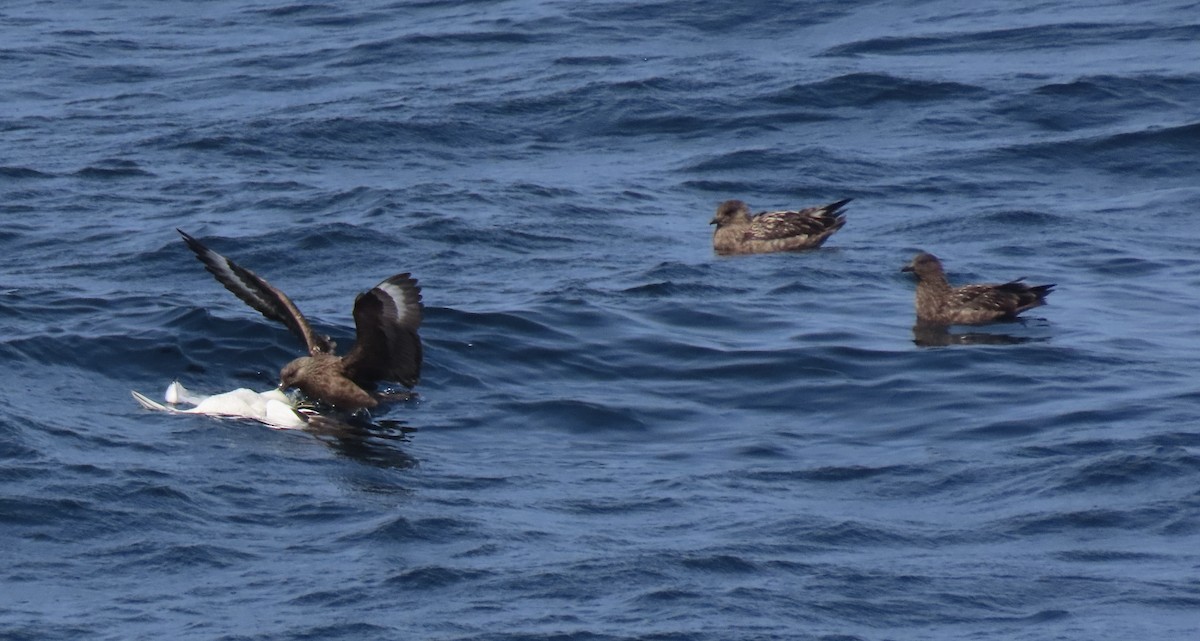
[3,1,1200,639]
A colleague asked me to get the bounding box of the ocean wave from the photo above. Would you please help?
[999,506,1167,536]
[0,166,53,179]
[492,397,655,432]
[823,22,1200,57]
[338,514,481,544]
[72,160,156,179]
[1054,450,1200,492]
[764,73,990,108]
[384,565,496,590]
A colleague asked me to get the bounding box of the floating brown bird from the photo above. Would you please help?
[710,198,850,255]
[901,252,1054,325]
[178,230,423,411]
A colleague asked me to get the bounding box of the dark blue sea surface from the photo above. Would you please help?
[3,1,1200,639]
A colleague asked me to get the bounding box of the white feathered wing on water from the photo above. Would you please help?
[131,381,308,429]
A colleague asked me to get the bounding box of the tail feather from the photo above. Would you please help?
[822,198,853,218]
[1031,283,1056,299]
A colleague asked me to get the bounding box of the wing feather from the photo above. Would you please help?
[744,199,850,242]
[952,281,1054,316]
[177,230,333,355]
[342,273,423,389]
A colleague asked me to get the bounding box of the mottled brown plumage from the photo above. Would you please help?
[710,198,850,255]
[901,252,1054,326]
[179,230,423,411]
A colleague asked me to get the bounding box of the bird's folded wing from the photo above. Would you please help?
[745,199,849,241]
[952,283,1025,312]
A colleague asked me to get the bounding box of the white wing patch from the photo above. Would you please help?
[375,278,421,327]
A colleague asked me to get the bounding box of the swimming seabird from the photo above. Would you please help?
[901,252,1055,325]
[178,230,423,411]
[710,198,850,255]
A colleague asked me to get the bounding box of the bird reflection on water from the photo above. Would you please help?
[910,322,1048,347]
[304,410,419,470]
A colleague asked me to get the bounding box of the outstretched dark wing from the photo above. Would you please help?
[953,280,1055,318]
[342,273,423,389]
[745,198,851,241]
[177,230,334,355]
